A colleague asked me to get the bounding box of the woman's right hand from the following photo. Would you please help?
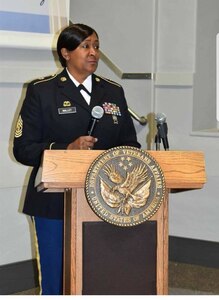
[67,136,98,150]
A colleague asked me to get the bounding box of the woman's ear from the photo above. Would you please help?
[61,48,70,61]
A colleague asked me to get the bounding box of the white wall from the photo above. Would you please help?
[0,48,59,265]
[1,0,219,267]
[0,1,69,266]
[70,0,219,243]
[155,0,219,242]
[193,0,219,130]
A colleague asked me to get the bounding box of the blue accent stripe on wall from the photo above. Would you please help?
[0,11,50,33]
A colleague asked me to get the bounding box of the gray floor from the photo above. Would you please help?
[13,288,214,295]
[169,261,219,295]
[13,262,219,295]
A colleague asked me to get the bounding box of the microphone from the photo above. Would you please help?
[87,105,104,136]
[155,112,169,150]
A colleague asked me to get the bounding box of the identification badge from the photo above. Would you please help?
[58,107,76,114]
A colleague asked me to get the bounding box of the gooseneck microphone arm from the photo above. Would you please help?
[155,113,169,151]
[155,131,161,151]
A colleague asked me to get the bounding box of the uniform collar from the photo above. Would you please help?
[57,69,105,110]
[66,68,92,94]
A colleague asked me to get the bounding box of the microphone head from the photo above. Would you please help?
[155,112,166,124]
[91,106,104,119]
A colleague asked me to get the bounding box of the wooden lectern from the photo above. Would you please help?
[35,150,206,295]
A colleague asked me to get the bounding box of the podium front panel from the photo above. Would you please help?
[82,221,157,295]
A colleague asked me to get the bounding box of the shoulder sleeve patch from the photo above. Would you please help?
[96,75,121,87]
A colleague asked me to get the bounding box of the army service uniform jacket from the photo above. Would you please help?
[13,69,140,219]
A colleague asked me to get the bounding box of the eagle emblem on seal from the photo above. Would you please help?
[85,146,165,227]
[100,164,151,216]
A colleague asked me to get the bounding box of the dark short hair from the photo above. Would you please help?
[57,23,98,67]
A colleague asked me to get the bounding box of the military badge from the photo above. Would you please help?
[95,77,100,82]
[112,115,118,124]
[63,101,71,107]
[103,102,121,116]
[85,146,166,227]
[60,76,67,82]
[15,115,23,138]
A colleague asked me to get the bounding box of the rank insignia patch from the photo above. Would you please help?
[103,102,121,116]
[15,115,23,138]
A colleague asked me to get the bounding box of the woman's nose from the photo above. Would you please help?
[90,46,98,55]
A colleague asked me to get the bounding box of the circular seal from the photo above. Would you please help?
[85,146,166,227]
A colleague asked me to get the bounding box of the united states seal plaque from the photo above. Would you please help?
[85,146,166,227]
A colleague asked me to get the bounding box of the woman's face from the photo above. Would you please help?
[62,32,100,81]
